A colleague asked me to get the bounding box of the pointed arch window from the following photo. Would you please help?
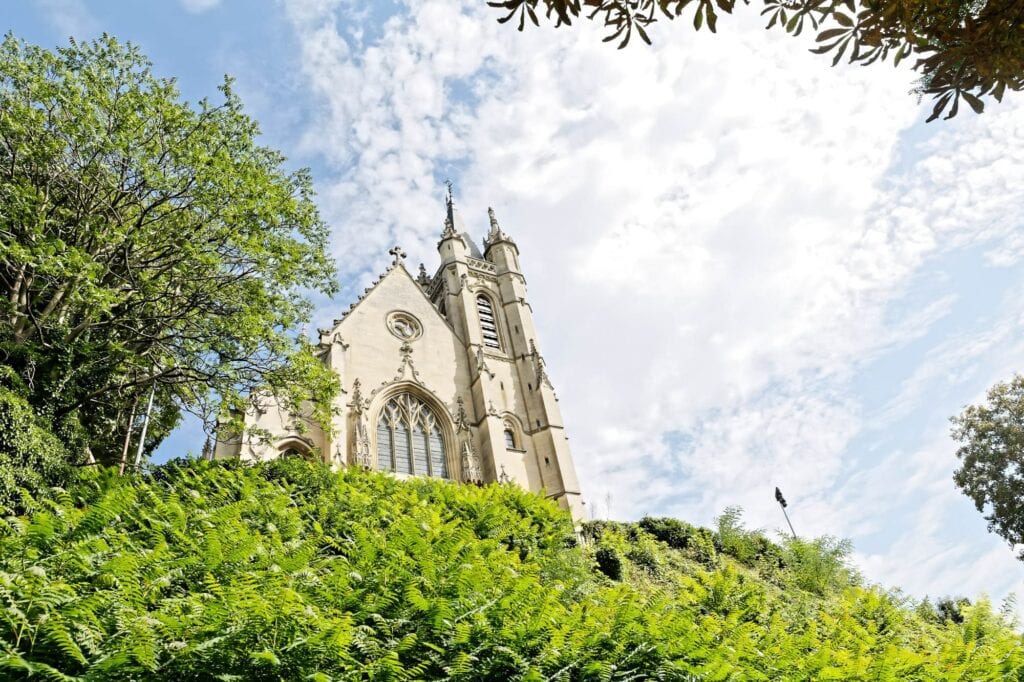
[477,295,501,349]
[503,418,519,450]
[278,438,314,462]
[376,394,449,478]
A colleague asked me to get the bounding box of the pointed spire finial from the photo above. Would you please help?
[484,206,514,249]
[445,180,455,225]
[441,180,457,239]
[487,205,503,237]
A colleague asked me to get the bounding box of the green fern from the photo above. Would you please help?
[0,460,1022,680]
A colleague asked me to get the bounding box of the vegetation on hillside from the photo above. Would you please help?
[1,459,1020,680]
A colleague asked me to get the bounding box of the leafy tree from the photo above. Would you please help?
[489,0,1023,120]
[0,35,339,463]
[951,374,1024,558]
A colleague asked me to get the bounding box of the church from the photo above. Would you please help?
[214,194,585,520]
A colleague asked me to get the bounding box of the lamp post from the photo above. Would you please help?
[775,486,797,539]
[132,384,156,472]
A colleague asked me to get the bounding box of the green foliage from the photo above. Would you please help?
[0,34,338,463]
[779,535,856,595]
[918,596,973,625]
[488,0,1023,120]
[594,545,623,580]
[639,515,718,566]
[951,373,1024,559]
[1,461,1022,680]
[0,384,75,512]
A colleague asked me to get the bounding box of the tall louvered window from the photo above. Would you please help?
[376,394,449,478]
[477,295,501,349]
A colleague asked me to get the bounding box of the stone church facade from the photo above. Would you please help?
[215,197,585,519]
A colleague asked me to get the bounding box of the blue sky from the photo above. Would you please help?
[9,0,1024,609]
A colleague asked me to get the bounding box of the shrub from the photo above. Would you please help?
[781,535,858,595]
[639,515,696,549]
[686,526,719,567]
[639,516,719,567]
[627,542,661,574]
[595,545,624,580]
[935,596,972,624]
[0,385,75,512]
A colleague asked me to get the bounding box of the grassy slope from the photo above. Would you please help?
[0,459,1021,681]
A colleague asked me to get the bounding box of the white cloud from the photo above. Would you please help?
[281,0,1024,605]
[36,0,99,38]
[179,0,222,14]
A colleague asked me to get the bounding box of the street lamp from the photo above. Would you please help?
[775,486,797,539]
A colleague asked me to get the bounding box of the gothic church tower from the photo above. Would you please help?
[215,194,585,520]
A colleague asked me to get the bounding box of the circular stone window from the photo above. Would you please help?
[386,311,422,341]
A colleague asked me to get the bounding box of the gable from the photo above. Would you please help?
[335,265,462,346]
[332,265,475,405]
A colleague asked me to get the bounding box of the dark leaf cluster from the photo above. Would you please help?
[488,0,1024,119]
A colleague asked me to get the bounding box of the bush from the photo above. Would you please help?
[627,541,661,574]
[781,536,858,595]
[0,385,75,512]
[595,545,624,580]
[639,517,718,567]
[639,515,696,549]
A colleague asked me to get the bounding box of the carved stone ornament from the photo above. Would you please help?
[476,346,494,380]
[392,341,422,383]
[530,339,553,389]
[386,311,422,342]
[461,440,483,483]
[453,396,471,433]
[353,414,372,468]
[349,379,369,414]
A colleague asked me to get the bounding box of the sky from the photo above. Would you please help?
[8,0,1024,611]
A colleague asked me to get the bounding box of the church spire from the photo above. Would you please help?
[437,181,470,262]
[441,180,457,239]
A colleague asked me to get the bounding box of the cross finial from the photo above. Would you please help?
[388,246,406,266]
[445,179,454,206]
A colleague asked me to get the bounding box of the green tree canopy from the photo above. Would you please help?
[0,34,339,463]
[489,0,1023,121]
[951,374,1024,558]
